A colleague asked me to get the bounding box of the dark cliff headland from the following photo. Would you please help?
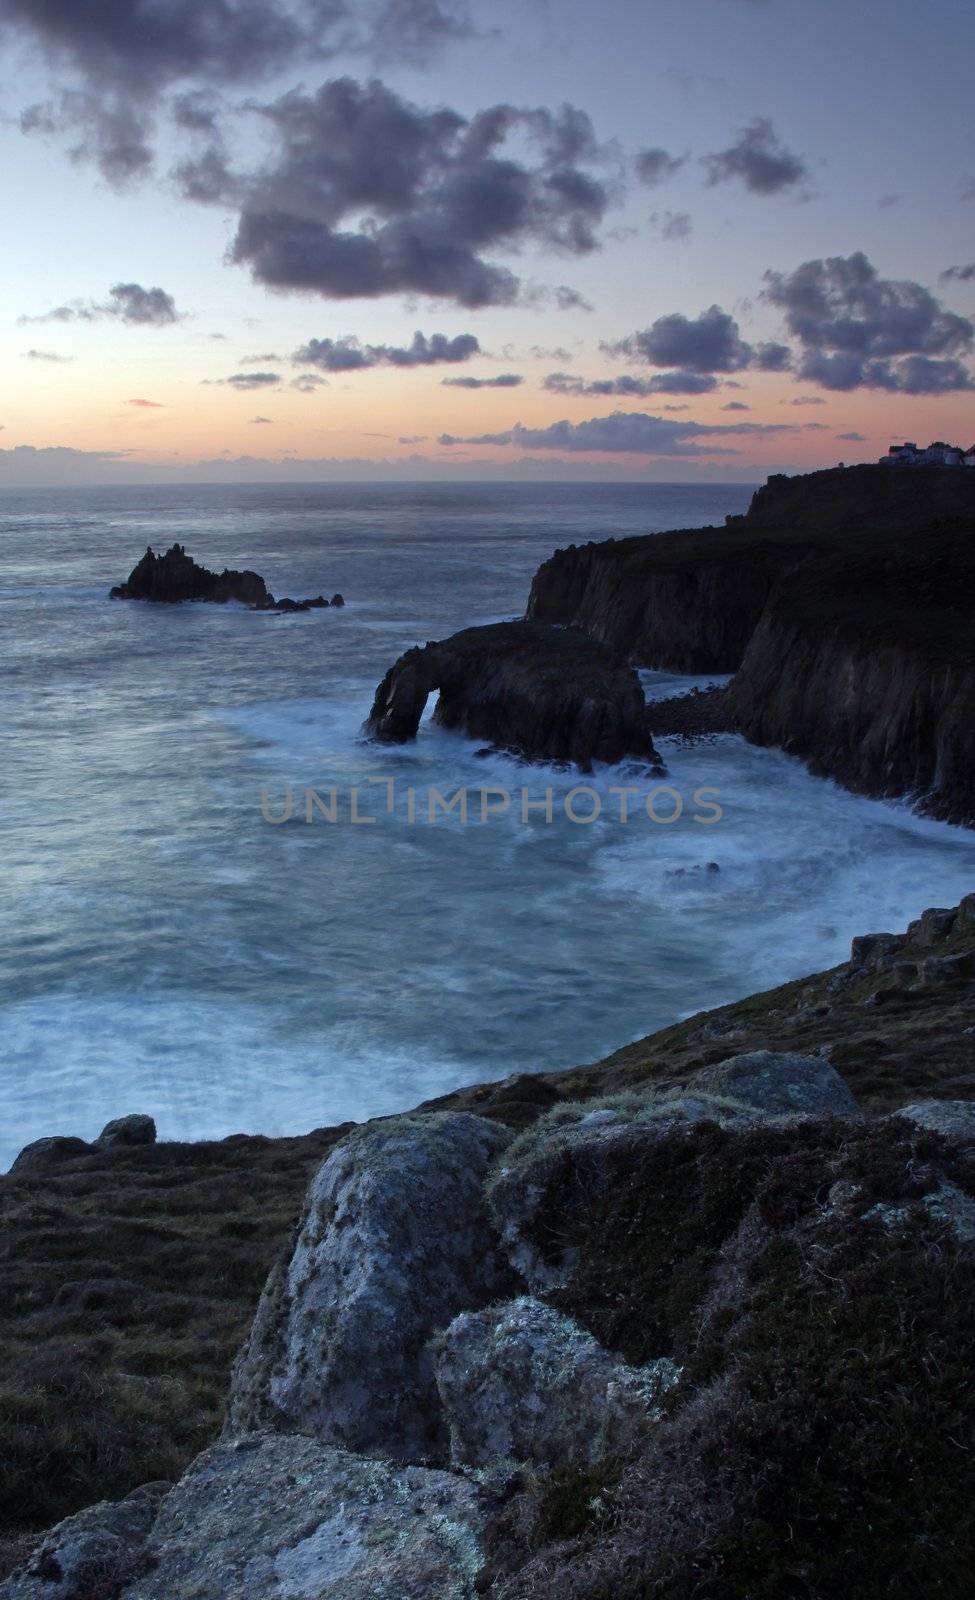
[529,464,975,823]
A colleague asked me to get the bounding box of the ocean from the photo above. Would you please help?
[2,480,972,1170]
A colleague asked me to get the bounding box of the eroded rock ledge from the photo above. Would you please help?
[110,543,345,613]
[365,619,664,770]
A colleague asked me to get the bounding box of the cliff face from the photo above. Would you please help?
[525,467,975,823]
[527,528,796,672]
[728,524,975,822]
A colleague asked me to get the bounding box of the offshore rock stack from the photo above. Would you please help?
[110,543,344,613]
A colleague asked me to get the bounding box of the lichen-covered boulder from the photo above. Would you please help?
[435,1296,679,1471]
[96,1114,157,1149]
[486,1090,757,1289]
[687,1050,859,1118]
[122,1435,490,1600]
[227,1113,513,1462]
[7,1136,91,1175]
[0,1482,167,1600]
[891,1099,975,1142]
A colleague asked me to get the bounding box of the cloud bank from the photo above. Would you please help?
[603,305,791,376]
[182,80,617,307]
[293,330,480,370]
[438,408,793,456]
[5,0,478,182]
[19,282,181,327]
[543,370,719,396]
[764,251,974,391]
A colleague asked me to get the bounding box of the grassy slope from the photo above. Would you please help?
[1,908,972,1574]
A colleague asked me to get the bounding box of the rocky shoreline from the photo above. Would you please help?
[2,896,973,1598]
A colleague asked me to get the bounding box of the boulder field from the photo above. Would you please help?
[3,907,974,1600]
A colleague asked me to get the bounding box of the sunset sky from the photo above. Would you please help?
[1,0,973,484]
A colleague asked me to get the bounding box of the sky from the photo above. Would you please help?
[1,0,973,486]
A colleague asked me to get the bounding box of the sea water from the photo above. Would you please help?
[1,480,972,1169]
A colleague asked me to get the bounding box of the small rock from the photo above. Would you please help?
[96,1114,157,1149]
[0,1482,168,1600]
[8,1136,91,1176]
[330,593,345,607]
[226,1113,513,1462]
[123,1435,489,1600]
[435,1296,679,1471]
[686,1050,859,1118]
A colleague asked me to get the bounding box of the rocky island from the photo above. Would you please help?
[2,896,973,1599]
[110,543,345,613]
[529,463,975,822]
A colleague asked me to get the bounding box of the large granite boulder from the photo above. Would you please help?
[0,1482,168,1600]
[226,1113,514,1462]
[96,1114,157,1149]
[435,1296,679,1471]
[687,1050,859,1118]
[486,1090,759,1290]
[8,1135,91,1175]
[891,1099,975,1143]
[122,1435,491,1600]
[364,620,663,771]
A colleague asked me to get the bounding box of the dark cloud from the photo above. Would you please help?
[291,373,330,392]
[110,282,181,324]
[782,395,826,405]
[6,1,478,182]
[543,370,719,397]
[877,193,901,209]
[294,330,480,371]
[438,409,792,456]
[703,117,809,196]
[754,340,792,371]
[24,348,73,362]
[634,147,685,187]
[722,401,750,411]
[603,305,753,373]
[530,344,573,361]
[764,252,975,392]
[128,397,164,407]
[251,415,274,424]
[208,80,617,308]
[208,371,282,390]
[940,264,975,284]
[837,431,865,441]
[649,210,692,242]
[19,282,181,327]
[442,373,523,388]
[399,434,427,443]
